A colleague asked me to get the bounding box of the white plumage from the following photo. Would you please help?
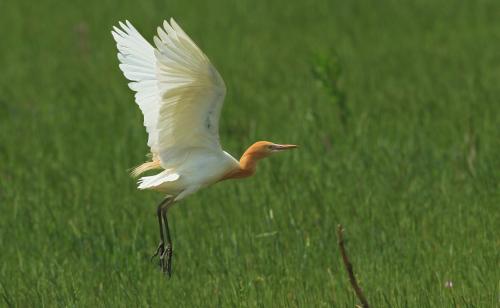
[112,19,238,200]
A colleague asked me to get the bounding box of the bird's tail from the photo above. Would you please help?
[130,159,162,177]
[137,170,180,190]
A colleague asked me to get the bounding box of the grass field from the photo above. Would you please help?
[1,0,499,306]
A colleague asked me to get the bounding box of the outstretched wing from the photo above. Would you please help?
[112,19,226,166]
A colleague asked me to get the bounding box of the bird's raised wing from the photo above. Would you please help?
[112,19,226,166]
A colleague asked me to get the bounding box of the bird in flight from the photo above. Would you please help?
[111,18,297,277]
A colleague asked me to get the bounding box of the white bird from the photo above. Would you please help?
[112,18,297,276]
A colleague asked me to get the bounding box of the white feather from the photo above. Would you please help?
[111,19,226,165]
[112,19,235,192]
[137,170,180,190]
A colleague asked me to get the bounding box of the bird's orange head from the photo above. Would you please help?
[221,141,298,180]
[243,141,298,159]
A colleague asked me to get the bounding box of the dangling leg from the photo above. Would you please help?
[151,197,172,268]
[161,205,173,277]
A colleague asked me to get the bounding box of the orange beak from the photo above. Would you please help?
[272,144,298,151]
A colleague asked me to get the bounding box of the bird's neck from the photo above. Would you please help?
[238,152,260,176]
[221,149,262,180]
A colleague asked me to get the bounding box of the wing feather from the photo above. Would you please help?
[112,19,226,167]
[112,21,161,152]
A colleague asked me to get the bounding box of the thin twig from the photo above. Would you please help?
[336,224,370,308]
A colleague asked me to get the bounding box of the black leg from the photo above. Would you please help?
[161,206,173,277]
[151,201,165,264]
[151,197,172,270]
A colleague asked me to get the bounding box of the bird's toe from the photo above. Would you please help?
[160,244,173,277]
[151,241,165,262]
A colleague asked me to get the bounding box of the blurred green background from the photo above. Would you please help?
[0,0,499,306]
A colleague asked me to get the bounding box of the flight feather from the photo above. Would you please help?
[112,18,227,169]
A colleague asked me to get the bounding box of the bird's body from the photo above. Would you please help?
[112,18,296,276]
[138,149,239,199]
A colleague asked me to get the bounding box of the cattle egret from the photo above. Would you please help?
[111,19,297,276]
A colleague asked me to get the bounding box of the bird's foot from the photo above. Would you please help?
[160,244,173,277]
[151,241,165,264]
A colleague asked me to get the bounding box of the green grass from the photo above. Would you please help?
[1,0,499,306]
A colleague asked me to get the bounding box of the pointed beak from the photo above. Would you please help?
[272,144,298,151]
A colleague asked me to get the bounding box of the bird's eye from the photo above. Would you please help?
[267,145,273,150]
